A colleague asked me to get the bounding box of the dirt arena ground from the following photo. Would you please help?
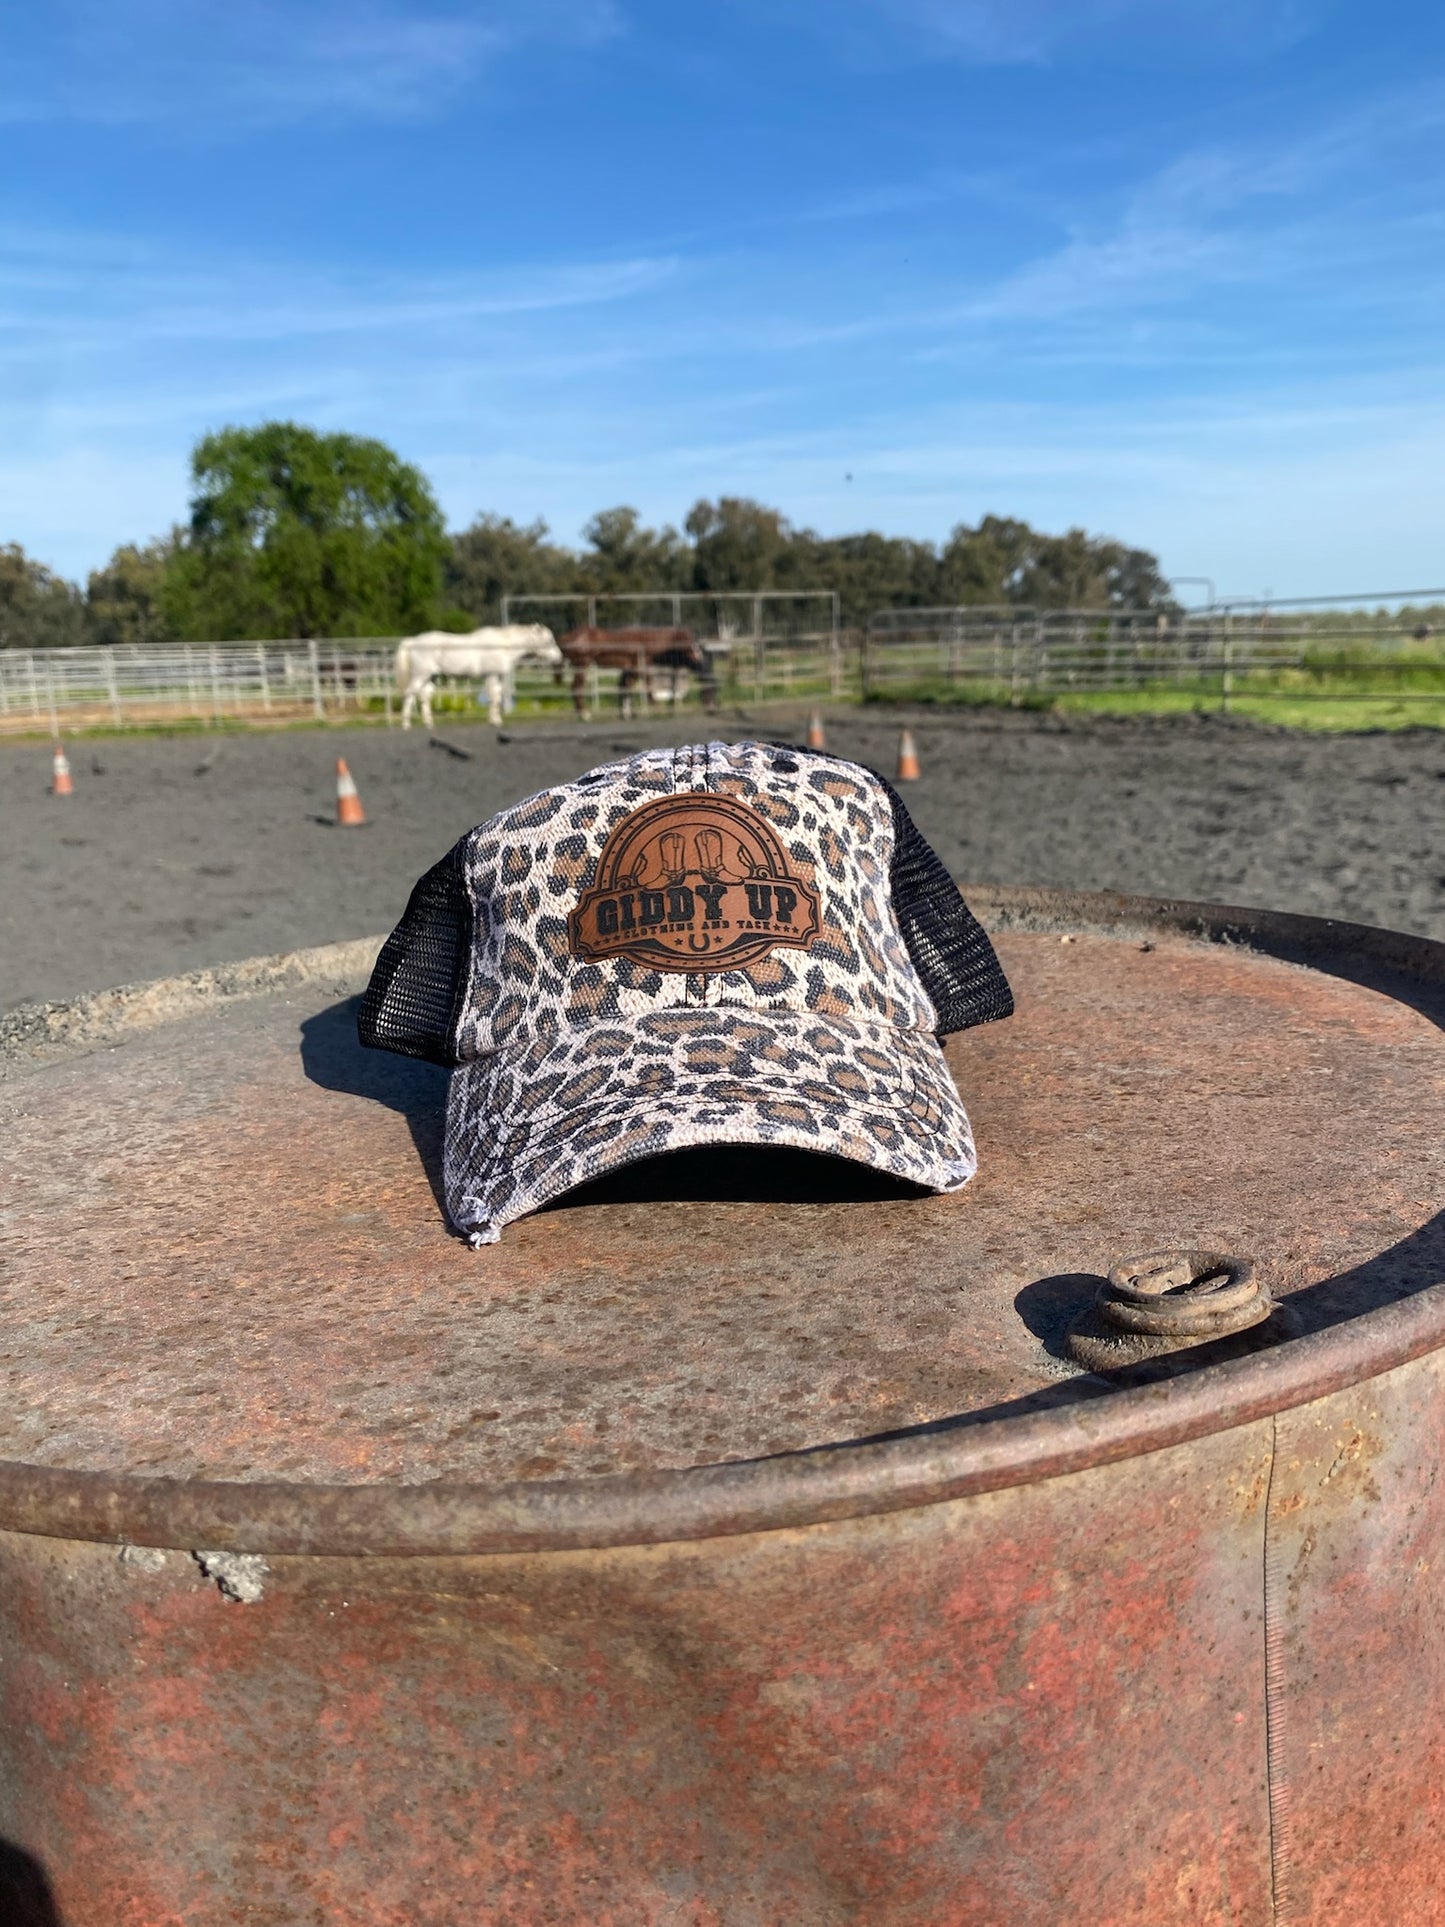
[2,706,1442,1012]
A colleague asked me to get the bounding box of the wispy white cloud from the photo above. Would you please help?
[5,77,1439,383]
[144,260,679,345]
[0,0,625,129]
[851,0,1322,65]
[929,80,1445,327]
[7,52,1445,601]
[0,227,678,361]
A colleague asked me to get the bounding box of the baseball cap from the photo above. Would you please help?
[359,740,1013,1245]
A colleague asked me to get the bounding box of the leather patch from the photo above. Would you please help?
[569,792,822,973]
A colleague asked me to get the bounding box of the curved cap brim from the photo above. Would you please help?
[443,1007,976,1246]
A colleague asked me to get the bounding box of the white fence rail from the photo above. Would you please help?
[500,589,842,642]
[0,641,398,733]
[0,632,855,731]
[5,605,1441,732]
[861,607,1442,700]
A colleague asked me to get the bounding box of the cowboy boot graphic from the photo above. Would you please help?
[694,828,725,879]
[659,832,688,884]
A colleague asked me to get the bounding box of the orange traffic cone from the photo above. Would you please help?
[896,728,921,782]
[806,710,826,751]
[50,742,73,796]
[335,757,366,826]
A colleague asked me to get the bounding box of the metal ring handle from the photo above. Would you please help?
[1102,1252,1263,1335]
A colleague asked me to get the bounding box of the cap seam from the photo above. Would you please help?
[449,832,482,1062]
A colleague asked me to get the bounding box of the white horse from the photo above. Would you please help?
[395,625,562,730]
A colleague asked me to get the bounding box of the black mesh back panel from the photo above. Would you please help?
[358,838,473,1066]
[883,780,1013,1036]
[360,770,1009,1061]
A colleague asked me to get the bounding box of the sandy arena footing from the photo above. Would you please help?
[2,706,1442,1011]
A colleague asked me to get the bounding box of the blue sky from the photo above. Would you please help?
[4,0,1445,597]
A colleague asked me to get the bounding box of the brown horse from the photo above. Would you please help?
[557,627,720,718]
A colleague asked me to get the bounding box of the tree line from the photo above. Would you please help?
[0,422,1173,650]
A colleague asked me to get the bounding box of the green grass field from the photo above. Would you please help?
[1056,686,1445,731]
[866,655,1445,732]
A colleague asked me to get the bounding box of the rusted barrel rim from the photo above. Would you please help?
[1,887,1439,1558]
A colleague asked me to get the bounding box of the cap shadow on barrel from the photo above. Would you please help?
[0,1838,63,1927]
[299,996,448,1216]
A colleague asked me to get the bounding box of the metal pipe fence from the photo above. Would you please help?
[499,588,842,643]
[4,604,1443,733]
[0,640,400,735]
[861,607,1445,707]
[0,632,860,732]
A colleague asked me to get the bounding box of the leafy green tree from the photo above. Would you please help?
[937,516,1030,604]
[1086,538,1174,612]
[940,516,1173,611]
[446,514,582,624]
[685,497,797,592]
[683,499,1172,622]
[0,544,85,649]
[579,507,688,595]
[86,534,178,646]
[801,530,942,624]
[443,493,1171,633]
[685,499,944,622]
[160,423,448,639]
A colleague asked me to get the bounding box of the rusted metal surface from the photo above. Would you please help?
[3,1370,1441,1926]
[0,894,1441,1514]
[1065,1249,1299,1368]
[1109,1240,1263,1333]
[1102,1252,1270,1338]
[0,889,1439,1923]
[0,932,380,1067]
[0,1429,1278,1926]
[1265,1351,1445,1922]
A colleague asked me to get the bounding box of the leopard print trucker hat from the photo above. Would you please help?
[359,741,1013,1246]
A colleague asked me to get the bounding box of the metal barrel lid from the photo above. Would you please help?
[1,889,1441,1557]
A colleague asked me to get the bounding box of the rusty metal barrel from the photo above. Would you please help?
[1,887,1442,1925]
